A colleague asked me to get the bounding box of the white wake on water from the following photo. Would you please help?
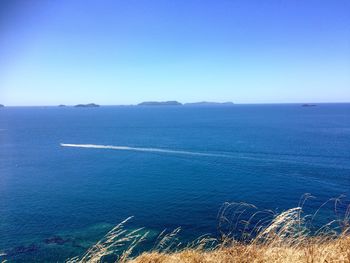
[60,143,231,158]
[60,143,344,169]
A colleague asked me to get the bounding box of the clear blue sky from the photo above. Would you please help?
[0,0,349,105]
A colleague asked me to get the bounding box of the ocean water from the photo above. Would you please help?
[0,104,349,262]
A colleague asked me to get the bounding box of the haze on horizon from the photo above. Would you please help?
[0,0,349,106]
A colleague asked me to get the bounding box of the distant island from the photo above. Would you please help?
[74,103,100,107]
[138,101,182,106]
[136,101,235,106]
[58,104,66,107]
[184,101,234,106]
[0,104,4,107]
[302,104,317,107]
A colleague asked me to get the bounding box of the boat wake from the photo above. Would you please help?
[60,143,348,169]
[60,143,231,158]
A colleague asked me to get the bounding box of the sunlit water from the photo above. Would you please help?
[0,104,349,261]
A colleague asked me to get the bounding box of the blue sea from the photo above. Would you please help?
[0,104,350,262]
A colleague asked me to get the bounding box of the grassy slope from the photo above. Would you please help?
[131,236,350,263]
[68,204,350,263]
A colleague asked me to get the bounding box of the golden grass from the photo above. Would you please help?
[69,197,350,263]
[130,236,350,263]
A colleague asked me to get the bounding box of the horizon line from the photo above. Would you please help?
[1,101,350,107]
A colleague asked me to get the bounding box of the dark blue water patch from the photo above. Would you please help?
[0,104,349,262]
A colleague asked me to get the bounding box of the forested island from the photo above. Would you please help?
[138,101,182,106]
[184,101,234,106]
[74,103,100,107]
[137,101,235,106]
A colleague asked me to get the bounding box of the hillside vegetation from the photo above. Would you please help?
[69,199,350,263]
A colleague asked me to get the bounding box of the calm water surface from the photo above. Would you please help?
[0,104,349,261]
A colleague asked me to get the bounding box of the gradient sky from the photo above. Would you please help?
[0,0,349,105]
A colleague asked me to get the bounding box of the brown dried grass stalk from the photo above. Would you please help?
[68,196,350,263]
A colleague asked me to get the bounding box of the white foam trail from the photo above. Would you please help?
[60,143,231,158]
[59,143,349,169]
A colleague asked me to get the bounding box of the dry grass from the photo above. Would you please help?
[130,236,350,263]
[69,196,350,263]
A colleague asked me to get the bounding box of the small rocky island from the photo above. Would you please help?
[0,104,4,107]
[58,104,66,107]
[302,104,316,107]
[74,103,100,107]
[138,101,182,106]
[184,101,234,106]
